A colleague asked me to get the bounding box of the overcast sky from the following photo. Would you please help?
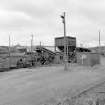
[0,0,105,47]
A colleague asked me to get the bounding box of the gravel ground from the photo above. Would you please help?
[0,57,105,105]
[58,79,105,105]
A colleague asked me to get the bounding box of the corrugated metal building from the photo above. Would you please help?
[76,52,100,66]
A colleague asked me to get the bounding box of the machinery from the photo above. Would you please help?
[35,46,55,65]
[0,46,56,71]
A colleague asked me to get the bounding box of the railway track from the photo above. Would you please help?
[72,79,105,99]
[43,79,105,105]
[64,80,105,105]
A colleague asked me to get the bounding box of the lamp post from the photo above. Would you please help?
[61,12,68,70]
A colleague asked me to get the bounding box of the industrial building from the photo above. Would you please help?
[55,36,76,62]
[0,36,101,71]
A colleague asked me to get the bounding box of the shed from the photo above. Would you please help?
[76,52,100,66]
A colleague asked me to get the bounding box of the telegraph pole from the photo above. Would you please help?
[40,41,41,46]
[99,30,101,47]
[31,34,33,53]
[61,12,68,70]
[31,34,34,66]
[98,30,101,54]
[8,35,11,68]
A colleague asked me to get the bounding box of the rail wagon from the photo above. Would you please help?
[0,47,56,71]
[0,53,33,71]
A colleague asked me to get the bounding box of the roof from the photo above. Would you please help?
[36,46,57,55]
[89,46,105,53]
[43,46,60,52]
[76,47,91,52]
[55,36,76,40]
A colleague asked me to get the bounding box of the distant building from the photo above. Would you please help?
[89,46,105,55]
[0,46,9,55]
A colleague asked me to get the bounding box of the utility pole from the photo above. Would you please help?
[40,41,41,46]
[61,12,68,71]
[99,30,101,47]
[8,35,11,68]
[98,30,101,54]
[31,34,33,53]
[31,34,34,66]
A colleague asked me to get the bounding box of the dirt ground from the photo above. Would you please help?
[0,57,105,105]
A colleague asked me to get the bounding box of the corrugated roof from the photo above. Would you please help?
[43,46,60,52]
